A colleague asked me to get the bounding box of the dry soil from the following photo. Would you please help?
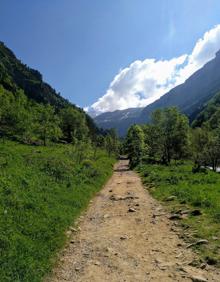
[48,160,220,282]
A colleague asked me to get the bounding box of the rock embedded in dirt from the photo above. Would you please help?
[200,263,206,269]
[194,239,208,245]
[188,259,201,267]
[128,207,136,213]
[175,253,183,258]
[166,195,177,201]
[120,235,128,240]
[106,247,113,253]
[66,230,72,237]
[187,239,209,248]
[153,212,166,218]
[190,274,208,282]
[83,252,90,258]
[169,214,182,220]
[110,194,138,201]
[109,195,119,201]
[180,210,190,215]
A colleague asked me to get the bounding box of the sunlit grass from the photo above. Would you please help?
[0,141,115,281]
[138,162,220,265]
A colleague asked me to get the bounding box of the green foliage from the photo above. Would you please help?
[36,105,62,146]
[125,124,145,168]
[0,84,97,146]
[150,107,189,164]
[125,107,190,167]
[60,107,88,144]
[105,129,119,157]
[0,141,115,281]
[192,91,220,128]
[191,126,220,171]
[0,86,63,145]
[138,162,220,264]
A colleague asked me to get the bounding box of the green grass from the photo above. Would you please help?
[0,141,115,281]
[137,162,220,266]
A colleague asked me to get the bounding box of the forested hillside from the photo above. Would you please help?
[192,91,220,129]
[0,42,67,107]
[0,41,98,140]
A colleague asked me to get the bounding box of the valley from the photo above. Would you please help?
[1,6,220,281]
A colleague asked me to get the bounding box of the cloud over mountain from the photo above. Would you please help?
[87,25,220,116]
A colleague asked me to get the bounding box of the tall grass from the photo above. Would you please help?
[0,141,115,281]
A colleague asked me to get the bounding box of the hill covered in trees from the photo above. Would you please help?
[0,42,68,107]
[192,91,220,129]
[0,41,99,141]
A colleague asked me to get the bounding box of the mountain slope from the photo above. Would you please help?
[95,50,220,136]
[0,41,98,136]
[139,50,220,123]
[192,91,220,128]
[0,42,69,108]
[94,107,143,136]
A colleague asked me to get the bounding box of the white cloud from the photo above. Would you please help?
[86,24,220,116]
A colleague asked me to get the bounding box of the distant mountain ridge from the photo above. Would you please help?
[94,108,143,136]
[95,49,220,136]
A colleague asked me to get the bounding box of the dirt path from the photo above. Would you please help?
[48,160,220,282]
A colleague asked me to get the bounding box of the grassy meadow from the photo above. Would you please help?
[0,141,115,281]
[137,162,220,266]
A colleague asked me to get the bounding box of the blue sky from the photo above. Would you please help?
[1,1,220,114]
